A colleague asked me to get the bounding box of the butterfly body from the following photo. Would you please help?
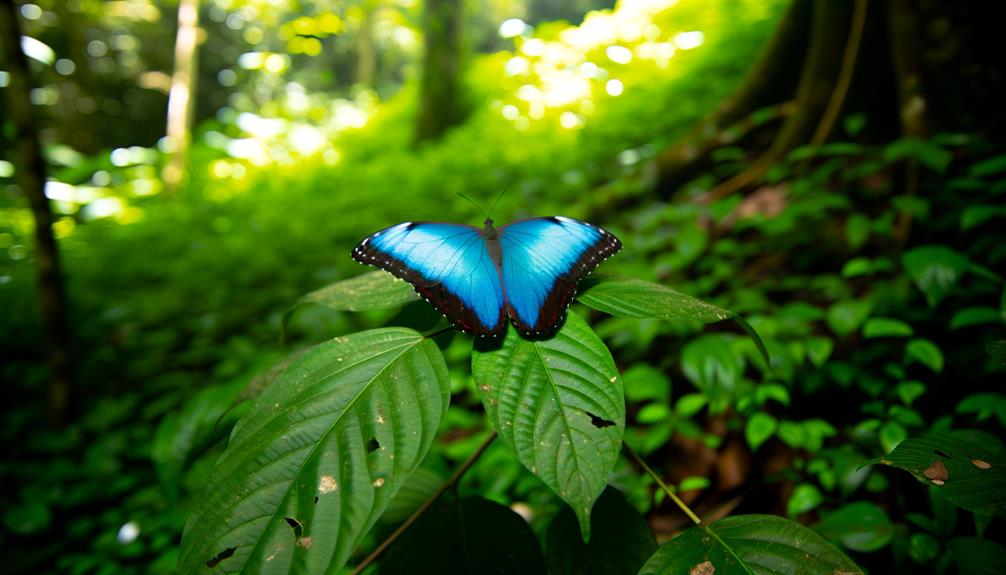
[352,216,620,338]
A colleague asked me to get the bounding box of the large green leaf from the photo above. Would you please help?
[471,312,625,540]
[638,515,863,575]
[872,434,1006,517]
[577,274,769,367]
[295,271,418,312]
[577,275,732,324]
[545,487,656,575]
[179,328,450,574]
[378,495,546,574]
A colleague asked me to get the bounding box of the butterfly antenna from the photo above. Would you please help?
[487,187,508,220]
[457,192,490,220]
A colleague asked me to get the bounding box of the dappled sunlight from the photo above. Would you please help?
[492,0,713,131]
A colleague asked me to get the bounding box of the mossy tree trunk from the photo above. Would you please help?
[0,0,73,424]
[415,0,466,143]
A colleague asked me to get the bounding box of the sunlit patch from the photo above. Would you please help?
[504,56,529,76]
[559,112,583,130]
[502,104,520,121]
[499,18,529,39]
[606,45,633,65]
[520,38,545,57]
[117,521,140,545]
[673,30,705,50]
[605,79,624,97]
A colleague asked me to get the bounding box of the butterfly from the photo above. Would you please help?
[352,216,621,338]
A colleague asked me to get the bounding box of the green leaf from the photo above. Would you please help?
[3,501,51,535]
[545,487,656,575]
[879,421,908,454]
[578,274,731,323]
[970,153,1006,176]
[827,300,872,337]
[381,468,444,524]
[676,393,708,417]
[883,137,953,173]
[681,334,746,412]
[960,204,1006,231]
[905,338,944,373]
[472,312,625,540]
[902,246,971,307]
[950,307,1003,330]
[295,271,418,312]
[895,381,927,405]
[787,483,823,516]
[178,328,450,574]
[152,380,245,498]
[845,214,871,250]
[948,536,1006,575]
[379,495,546,574]
[638,515,863,575]
[813,501,894,552]
[745,412,777,450]
[989,341,1006,365]
[806,337,833,367]
[872,433,1006,518]
[622,364,671,403]
[862,317,914,338]
[578,275,770,367]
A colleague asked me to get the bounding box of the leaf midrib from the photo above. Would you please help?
[199,335,423,573]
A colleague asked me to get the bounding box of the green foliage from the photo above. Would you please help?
[379,495,547,574]
[178,329,450,573]
[4,0,1006,572]
[873,434,1006,518]
[472,313,625,539]
[638,515,863,575]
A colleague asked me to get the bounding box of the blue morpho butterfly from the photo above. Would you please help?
[352,215,621,338]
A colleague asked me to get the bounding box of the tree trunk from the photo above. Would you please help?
[0,0,73,424]
[356,10,377,89]
[655,0,812,195]
[163,0,200,193]
[678,0,858,202]
[415,0,466,143]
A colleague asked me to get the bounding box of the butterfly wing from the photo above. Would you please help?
[352,222,506,335]
[499,216,621,337]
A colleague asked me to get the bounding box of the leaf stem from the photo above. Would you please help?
[625,443,757,574]
[623,442,703,525]
[350,431,498,574]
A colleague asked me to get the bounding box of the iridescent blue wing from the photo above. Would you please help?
[499,216,621,337]
[352,222,506,335]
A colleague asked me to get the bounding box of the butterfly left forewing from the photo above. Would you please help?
[352,222,506,335]
[498,217,621,337]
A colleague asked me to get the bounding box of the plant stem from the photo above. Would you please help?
[625,443,757,574]
[350,430,497,574]
[623,443,703,525]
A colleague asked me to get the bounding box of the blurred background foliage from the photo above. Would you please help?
[1,0,1004,573]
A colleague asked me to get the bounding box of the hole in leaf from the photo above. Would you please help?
[586,411,615,428]
[206,547,236,568]
[314,496,319,504]
[972,459,992,469]
[934,449,953,459]
[285,517,303,538]
[367,438,380,453]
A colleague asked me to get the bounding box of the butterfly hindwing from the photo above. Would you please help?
[352,222,506,335]
[499,216,621,337]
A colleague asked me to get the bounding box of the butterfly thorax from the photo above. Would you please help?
[481,219,504,266]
